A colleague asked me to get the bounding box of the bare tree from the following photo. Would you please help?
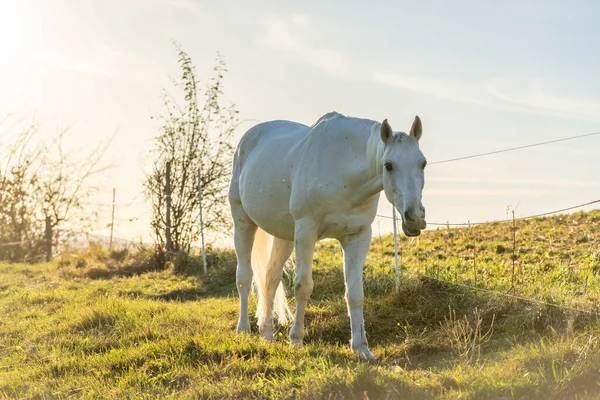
[0,121,112,261]
[145,44,238,254]
[0,123,44,260]
[38,130,112,247]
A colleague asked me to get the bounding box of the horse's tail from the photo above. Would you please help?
[252,228,292,326]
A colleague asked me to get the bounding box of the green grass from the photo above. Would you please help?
[1,211,600,398]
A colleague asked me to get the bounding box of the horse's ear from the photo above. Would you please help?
[380,119,393,144]
[409,115,422,141]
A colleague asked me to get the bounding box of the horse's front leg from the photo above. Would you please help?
[289,217,318,346]
[340,227,375,361]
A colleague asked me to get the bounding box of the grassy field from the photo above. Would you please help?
[1,210,600,399]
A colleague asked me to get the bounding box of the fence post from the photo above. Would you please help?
[393,206,399,293]
[109,188,115,250]
[198,168,207,274]
[165,161,173,253]
[45,216,52,262]
[511,210,516,291]
[467,221,476,284]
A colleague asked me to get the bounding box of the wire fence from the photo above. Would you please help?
[376,206,599,317]
[309,205,600,318]
[310,129,600,317]
[1,128,599,318]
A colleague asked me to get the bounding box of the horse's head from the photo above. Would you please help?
[380,116,427,237]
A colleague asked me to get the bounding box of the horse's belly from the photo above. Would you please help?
[238,160,296,241]
[246,206,295,241]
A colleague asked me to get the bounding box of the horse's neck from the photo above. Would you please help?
[350,173,383,205]
[308,115,385,204]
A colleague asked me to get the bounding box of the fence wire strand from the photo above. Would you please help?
[376,199,600,227]
[429,131,600,165]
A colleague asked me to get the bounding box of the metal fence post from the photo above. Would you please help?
[393,206,399,293]
[45,216,52,262]
[109,188,115,250]
[165,161,173,253]
[198,168,207,273]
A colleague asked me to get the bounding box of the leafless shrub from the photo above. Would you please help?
[0,120,112,261]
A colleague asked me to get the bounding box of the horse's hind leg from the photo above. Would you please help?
[233,211,258,334]
[260,238,294,341]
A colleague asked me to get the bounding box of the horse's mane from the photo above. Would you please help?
[366,123,385,177]
[310,111,345,127]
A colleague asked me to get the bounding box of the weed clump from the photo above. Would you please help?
[56,244,165,280]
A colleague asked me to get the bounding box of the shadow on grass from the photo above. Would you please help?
[163,250,593,369]
[58,246,166,280]
[118,267,238,302]
[302,275,594,368]
[59,247,239,300]
[150,250,239,301]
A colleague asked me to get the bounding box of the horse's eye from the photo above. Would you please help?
[385,163,393,171]
[422,160,427,169]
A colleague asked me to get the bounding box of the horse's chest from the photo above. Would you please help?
[319,212,374,240]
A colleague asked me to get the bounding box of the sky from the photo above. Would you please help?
[0,0,599,244]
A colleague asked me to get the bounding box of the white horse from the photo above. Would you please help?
[228,112,427,360]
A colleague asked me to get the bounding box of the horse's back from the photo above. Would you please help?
[235,120,308,165]
[235,112,358,165]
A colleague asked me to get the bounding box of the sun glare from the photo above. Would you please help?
[0,2,36,61]
[0,1,44,111]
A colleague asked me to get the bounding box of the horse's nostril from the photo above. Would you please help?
[403,210,414,222]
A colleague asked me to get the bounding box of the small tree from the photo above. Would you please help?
[145,45,238,254]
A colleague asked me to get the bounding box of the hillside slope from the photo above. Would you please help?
[1,210,599,399]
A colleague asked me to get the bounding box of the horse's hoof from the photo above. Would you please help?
[290,324,304,347]
[236,323,251,335]
[260,331,274,342]
[259,323,274,341]
[354,345,376,361]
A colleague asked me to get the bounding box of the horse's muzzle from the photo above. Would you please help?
[402,219,426,237]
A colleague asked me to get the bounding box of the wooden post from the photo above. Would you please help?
[165,161,173,253]
[198,168,207,274]
[109,188,115,250]
[45,216,52,262]
[393,207,400,293]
